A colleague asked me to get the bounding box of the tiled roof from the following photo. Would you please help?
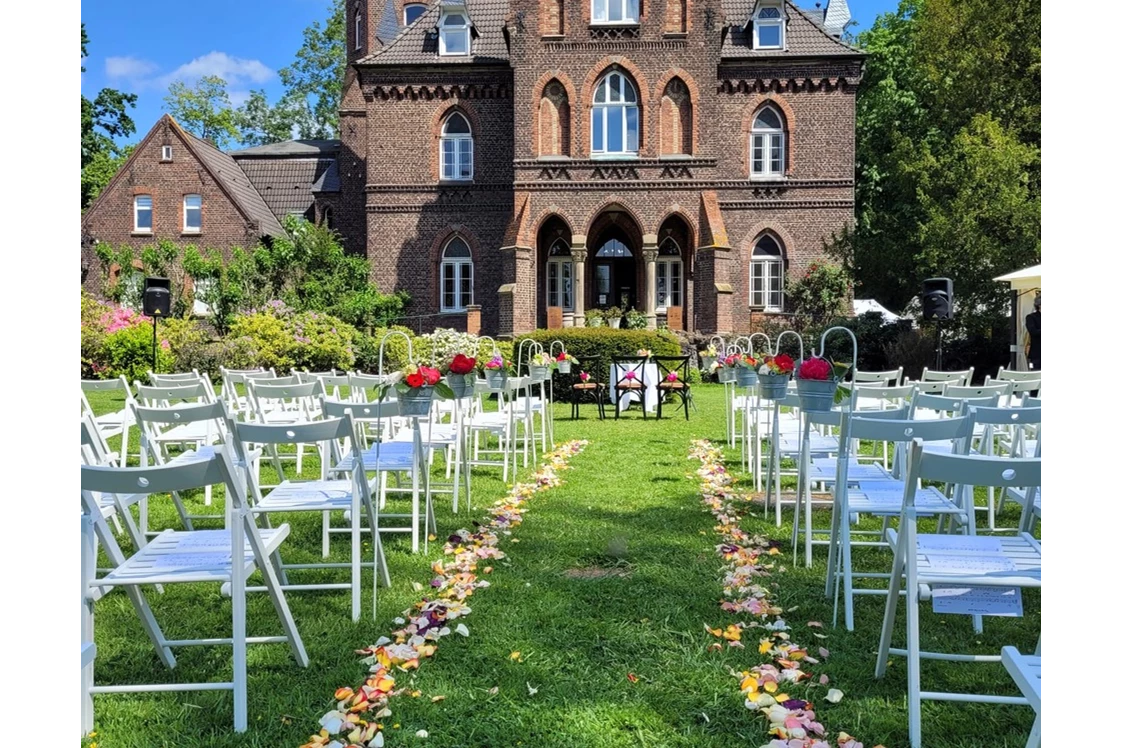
[312,159,341,193]
[229,140,340,157]
[236,158,339,218]
[375,0,402,43]
[179,125,287,238]
[721,0,862,58]
[357,0,509,66]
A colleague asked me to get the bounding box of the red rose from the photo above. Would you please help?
[450,354,476,375]
[405,372,425,388]
[420,366,441,385]
[773,354,795,374]
[798,357,832,381]
[557,351,567,360]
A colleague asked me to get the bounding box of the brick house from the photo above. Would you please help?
[347,0,863,335]
[81,115,288,288]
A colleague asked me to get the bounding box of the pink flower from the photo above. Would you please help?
[666,371,678,382]
[797,357,832,381]
[624,371,636,380]
[579,371,590,382]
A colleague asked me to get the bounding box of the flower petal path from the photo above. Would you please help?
[300,440,589,748]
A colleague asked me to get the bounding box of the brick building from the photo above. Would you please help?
[348,0,862,335]
[82,0,862,336]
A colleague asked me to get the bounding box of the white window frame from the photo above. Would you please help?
[133,195,152,233]
[192,277,214,316]
[440,237,474,313]
[439,12,470,56]
[655,237,682,312]
[750,105,785,180]
[750,235,784,312]
[161,145,173,161]
[753,4,785,49]
[439,113,473,181]
[547,239,574,311]
[183,194,202,233]
[591,72,639,157]
[404,3,426,24]
[355,10,363,50]
[591,0,639,24]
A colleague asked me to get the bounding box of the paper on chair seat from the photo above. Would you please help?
[150,552,231,568]
[931,585,1023,616]
[918,535,1003,554]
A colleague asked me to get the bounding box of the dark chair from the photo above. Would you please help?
[612,355,649,420]
[570,355,605,420]
[654,355,693,420]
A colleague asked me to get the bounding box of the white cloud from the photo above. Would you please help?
[158,51,274,90]
[105,56,159,81]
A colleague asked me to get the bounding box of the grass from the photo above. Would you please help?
[83,385,1039,747]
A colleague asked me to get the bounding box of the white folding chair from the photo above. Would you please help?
[81,446,308,732]
[874,442,1041,748]
[853,367,904,387]
[219,367,280,416]
[821,409,975,631]
[231,412,389,620]
[994,367,1041,382]
[81,376,135,467]
[1001,646,1041,748]
[919,367,974,386]
[80,513,97,737]
[81,414,147,552]
[465,375,524,483]
[967,405,1042,532]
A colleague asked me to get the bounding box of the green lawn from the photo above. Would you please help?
[83,384,1039,747]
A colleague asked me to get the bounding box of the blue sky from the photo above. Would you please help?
[81,0,900,147]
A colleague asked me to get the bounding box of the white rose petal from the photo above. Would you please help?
[826,688,845,703]
[416,729,429,738]
[455,623,470,637]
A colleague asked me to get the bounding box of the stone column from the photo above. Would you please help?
[465,304,481,335]
[571,235,588,327]
[642,233,659,330]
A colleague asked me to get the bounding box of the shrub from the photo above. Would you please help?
[787,262,852,326]
[101,318,174,382]
[230,302,356,373]
[623,309,648,329]
[515,328,682,401]
[81,290,112,377]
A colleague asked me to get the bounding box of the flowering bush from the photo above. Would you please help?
[758,354,796,376]
[100,315,174,382]
[448,354,477,375]
[230,302,356,372]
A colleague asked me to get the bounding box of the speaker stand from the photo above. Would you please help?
[151,316,159,374]
[935,318,943,371]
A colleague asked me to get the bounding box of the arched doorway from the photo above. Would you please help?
[655,213,693,330]
[587,207,643,314]
[536,215,573,328]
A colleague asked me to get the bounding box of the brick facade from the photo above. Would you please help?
[351,0,863,336]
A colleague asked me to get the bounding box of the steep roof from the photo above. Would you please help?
[228,140,341,157]
[178,124,287,238]
[235,157,339,219]
[721,0,862,59]
[356,0,509,66]
[375,0,401,43]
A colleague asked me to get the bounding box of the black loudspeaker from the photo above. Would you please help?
[921,277,953,321]
[143,277,172,317]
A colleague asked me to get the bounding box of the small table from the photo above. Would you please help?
[609,362,660,413]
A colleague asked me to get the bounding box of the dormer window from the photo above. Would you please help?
[439,11,470,55]
[753,4,784,49]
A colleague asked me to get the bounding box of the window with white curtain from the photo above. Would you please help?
[655,236,682,311]
[546,238,574,310]
[591,72,639,156]
[750,234,784,311]
[441,237,473,312]
[750,105,785,179]
[134,195,152,232]
[440,112,473,180]
[592,0,639,23]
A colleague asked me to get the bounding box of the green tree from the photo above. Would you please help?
[235,89,302,147]
[82,24,137,208]
[82,144,135,206]
[163,75,240,148]
[279,0,346,139]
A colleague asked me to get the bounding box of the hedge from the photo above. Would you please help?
[514,328,684,402]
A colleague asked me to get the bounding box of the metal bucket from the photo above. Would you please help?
[717,367,736,384]
[486,370,509,390]
[557,359,572,374]
[530,365,549,381]
[398,387,433,417]
[446,373,474,399]
[796,378,838,412]
[736,367,759,387]
[700,355,715,372]
[758,373,790,400]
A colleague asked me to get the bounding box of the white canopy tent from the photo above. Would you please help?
[994,264,1041,371]
[853,298,901,322]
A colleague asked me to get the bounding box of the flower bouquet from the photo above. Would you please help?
[714,354,738,384]
[756,354,795,400]
[445,353,477,398]
[794,356,851,412]
[699,343,720,373]
[484,355,511,389]
[555,350,578,374]
[578,370,592,384]
[530,351,555,381]
[376,364,456,417]
[734,353,759,387]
